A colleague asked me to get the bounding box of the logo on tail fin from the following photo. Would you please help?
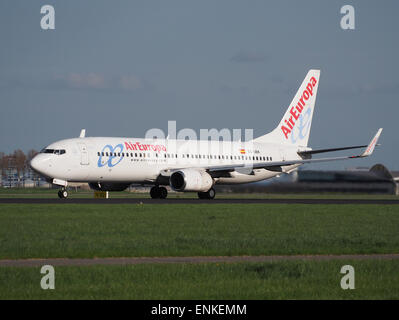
[290,107,312,144]
[281,76,318,140]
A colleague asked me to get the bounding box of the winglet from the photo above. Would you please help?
[361,128,383,157]
[79,129,86,138]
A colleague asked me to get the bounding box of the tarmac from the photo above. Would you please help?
[0,198,398,205]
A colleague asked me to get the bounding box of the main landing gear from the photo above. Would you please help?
[58,188,68,199]
[150,186,168,199]
[197,188,216,200]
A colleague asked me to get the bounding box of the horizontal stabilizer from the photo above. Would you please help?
[298,145,368,156]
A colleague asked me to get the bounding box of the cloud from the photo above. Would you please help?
[53,73,145,92]
[119,75,143,91]
[230,50,269,63]
[65,73,107,90]
[0,72,147,93]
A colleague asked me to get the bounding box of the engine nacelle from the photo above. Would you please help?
[170,169,213,192]
[88,182,130,192]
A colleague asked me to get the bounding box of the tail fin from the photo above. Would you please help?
[253,69,320,147]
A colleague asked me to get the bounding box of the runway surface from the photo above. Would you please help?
[0,198,399,205]
[1,254,398,267]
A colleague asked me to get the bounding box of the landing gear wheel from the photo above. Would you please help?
[150,186,161,199]
[207,188,216,199]
[198,192,206,199]
[198,188,216,200]
[58,189,68,199]
[159,187,168,199]
[150,186,168,199]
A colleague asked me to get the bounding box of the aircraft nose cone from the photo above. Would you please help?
[30,156,44,174]
[29,157,39,172]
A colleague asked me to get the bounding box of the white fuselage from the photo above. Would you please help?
[30,137,302,186]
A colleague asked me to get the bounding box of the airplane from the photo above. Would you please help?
[30,70,383,199]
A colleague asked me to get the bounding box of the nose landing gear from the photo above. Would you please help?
[58,188,68,199]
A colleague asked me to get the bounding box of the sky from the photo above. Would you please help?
[0,0,398,170]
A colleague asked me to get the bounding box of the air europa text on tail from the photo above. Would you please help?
[281,76,317,139]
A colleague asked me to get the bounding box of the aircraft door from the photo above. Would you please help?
[78,143,89,165]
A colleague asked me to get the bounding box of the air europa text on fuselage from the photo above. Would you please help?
[281,76,317,139]
[124,141,167,153]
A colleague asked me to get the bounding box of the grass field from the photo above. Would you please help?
[1,260,398,299]
[0,203,398,259]
[1,199,398,299]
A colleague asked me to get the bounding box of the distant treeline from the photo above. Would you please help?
[0,149,39,185]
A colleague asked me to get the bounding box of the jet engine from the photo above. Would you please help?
[170,169,213,192]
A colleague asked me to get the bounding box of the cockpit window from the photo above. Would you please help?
[40,148,66,155]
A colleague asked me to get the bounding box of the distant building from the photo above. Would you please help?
[217,164,399,195]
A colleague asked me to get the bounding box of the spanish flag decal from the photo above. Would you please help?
[240,149,246,154]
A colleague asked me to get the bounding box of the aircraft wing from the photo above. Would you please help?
[205,128,383,174]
